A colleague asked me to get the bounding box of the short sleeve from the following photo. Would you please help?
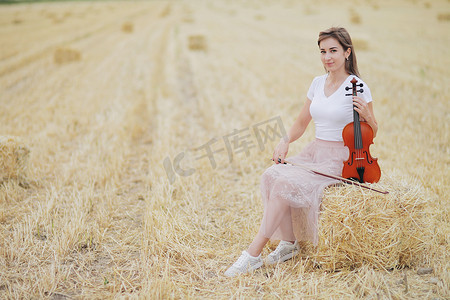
[307,76,320,101]
[359,78,373,103]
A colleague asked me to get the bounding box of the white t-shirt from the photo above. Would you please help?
[307,74,372,142]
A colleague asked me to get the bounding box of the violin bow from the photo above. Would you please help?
[276,158,389,194]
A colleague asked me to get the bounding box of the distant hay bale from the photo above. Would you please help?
[183,15,195,23]
[353,38,369,51]
[160,4,171,18]
[350,9,361,25]
[122,22,134,33]
[0,136,30,182]
[254,14,265,21]
[43,12,68,24]
[54,47,81,64]
[437,13,450,22]
[304,5,316,15]
[51,16,63,24]
[188,35,207,51]
[312,182,430,271]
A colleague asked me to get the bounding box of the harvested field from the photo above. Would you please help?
[0,0,448,298]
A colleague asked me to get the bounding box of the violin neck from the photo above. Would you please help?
[353,107,360,126]
[353,98,363,150]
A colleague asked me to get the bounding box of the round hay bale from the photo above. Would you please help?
[122,21,134,33]
[312,180,430,271]
[350,9,361,25]
[160,4,171,18]
[437,13,450,22]
[188,35,207,51]
[0,136,30,182]
[353,38,369,51]
[54,47,81,65]
[182,15,195,23]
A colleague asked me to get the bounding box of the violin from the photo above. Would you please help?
[342,77,381,183]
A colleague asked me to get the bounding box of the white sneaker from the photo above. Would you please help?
[224,251,263,277]
[265,241,300,265]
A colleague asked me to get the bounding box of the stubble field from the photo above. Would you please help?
[0,0,448,298]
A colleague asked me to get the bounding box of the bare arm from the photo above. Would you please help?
[285,98,313,143]
[273,99,312,164]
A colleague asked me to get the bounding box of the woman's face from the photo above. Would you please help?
[319,37,350,74]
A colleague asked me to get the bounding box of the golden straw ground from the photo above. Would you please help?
[0,0,448,298]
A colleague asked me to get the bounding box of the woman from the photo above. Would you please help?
[225,27,378,277]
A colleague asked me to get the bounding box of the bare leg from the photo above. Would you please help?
[247,231,269,257]
[247,195,296,257]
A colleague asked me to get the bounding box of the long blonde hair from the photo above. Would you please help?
[318,27,360,77]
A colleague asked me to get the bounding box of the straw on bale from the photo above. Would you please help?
[311,180,430,271]
[0,136,30,182]
[54,47,81,64]
[122,21,133,33]
[188,35,207,51]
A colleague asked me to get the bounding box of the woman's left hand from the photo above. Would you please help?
[352,96,371,122]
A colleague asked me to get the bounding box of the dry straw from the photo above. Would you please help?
[0,136,30,182]
[54,47,81,64]
[312,180,430,271]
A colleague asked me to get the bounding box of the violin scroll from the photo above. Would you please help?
[345,81,363,96]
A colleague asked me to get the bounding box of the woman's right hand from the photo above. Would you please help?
[272,138,289,164]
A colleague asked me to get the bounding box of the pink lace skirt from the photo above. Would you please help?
[259,139,349,246]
